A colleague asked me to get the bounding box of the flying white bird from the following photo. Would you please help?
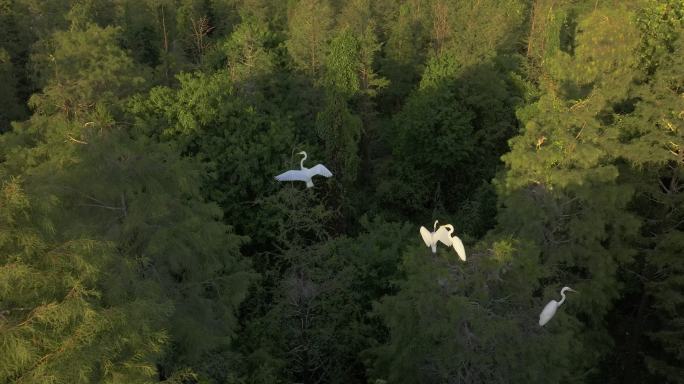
[539,286,578,326]
[275,151,332,188]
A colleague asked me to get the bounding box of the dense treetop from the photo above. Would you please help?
[1,0,682,383]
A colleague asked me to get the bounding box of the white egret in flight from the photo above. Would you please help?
[275,151,332,188]
[539,286,577,326]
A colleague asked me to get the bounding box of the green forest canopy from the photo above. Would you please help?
[0,0,683,383]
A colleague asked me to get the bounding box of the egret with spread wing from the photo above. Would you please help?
[419,221,452,253]
[539,286,577,326]
[275,151,332,188]
[439,224,467,261]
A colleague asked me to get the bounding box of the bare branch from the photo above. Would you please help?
[66,135,88,144]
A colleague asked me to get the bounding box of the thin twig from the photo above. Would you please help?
[66,135,88,144]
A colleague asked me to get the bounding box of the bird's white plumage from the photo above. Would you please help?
[434,226,453,247]
[418,222,467,260]
[275,170,308,182]
[309,164,332,178]
[538,301,559,327]
[450,235,466,261]
[539,286,577,326]
[439,224,467,261]
[419,221,440,253]
[274,151,332,188]
[419,226,433,248]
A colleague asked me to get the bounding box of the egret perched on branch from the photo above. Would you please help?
[419,220,449,253]
[419,221,466,260]
[539,286,577,326]
[440,224,467,261]
[275,151,332,188]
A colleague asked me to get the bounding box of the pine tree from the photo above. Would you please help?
[0,47,23,131]
[286,0,334,77]
[1,10,255,380]
[316,29,363,186]
[221,18,277,83]
[607,2,684,381]
[129,69,299,250]
[238,215,412,384]
[2,1,683,383]
[0,177,169,383]
[370,236,582,384]
[0,0,34,129]
[336,0,389,187]
[498,2,649,378]
[377,0,431,106]
[28,23,146,120]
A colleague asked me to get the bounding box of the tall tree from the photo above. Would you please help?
[370,239,581,384]
[286,0,334,76]
[1,15,255,381]
[129,69,299,250]
[337,0,389,185]
[498,3,653,380]
[0,48,23,131]
[377,0,431,107]
[0,178,169,383]
[29,24,146,120]
[600,2,684,381]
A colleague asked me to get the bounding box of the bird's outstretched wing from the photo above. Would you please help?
[434,226,453,247]
[310,164,333,178]
[275,169,307,182]
[451,235,466,261]
[419,226,432,247]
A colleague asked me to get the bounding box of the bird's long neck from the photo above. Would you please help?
[433,220,439,232]
[299,153,307,169]
[558,291,567,306]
